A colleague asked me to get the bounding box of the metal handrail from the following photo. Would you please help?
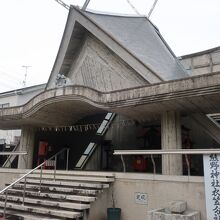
[1,147,70,218]
[0,151,27,156]
[114,149,220,155]
[114,149,220,175]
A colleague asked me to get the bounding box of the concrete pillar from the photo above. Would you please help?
[161,111,182,175]
[18,126,35,169]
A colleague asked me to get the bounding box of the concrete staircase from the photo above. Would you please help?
[0,171,114,219]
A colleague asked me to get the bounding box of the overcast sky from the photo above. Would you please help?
[0,0,219,93]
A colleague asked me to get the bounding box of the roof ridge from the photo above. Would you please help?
[71,5,146,18]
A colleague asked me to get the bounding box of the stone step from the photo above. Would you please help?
[33,170,115,178]
[6,189,96,202]
[0,171,115,219]
[0,201,83,219]
[0,208,63,220]
[11,184,101,195]
[0,195,90,210]
[26,173,114,183]
[19,178,109,189]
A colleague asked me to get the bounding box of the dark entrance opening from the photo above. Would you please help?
[33,113,106,170]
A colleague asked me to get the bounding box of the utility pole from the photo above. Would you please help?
[22,65,31,87]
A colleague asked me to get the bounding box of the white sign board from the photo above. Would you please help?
[134,192,148,205]
[203,154,220,220]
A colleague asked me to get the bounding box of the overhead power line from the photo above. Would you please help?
[53,0,92,11]
[0,69,23,81]
[148,0,159,18]
[54,0,70,10]
[0,80,18,90]
[125,0,140,15]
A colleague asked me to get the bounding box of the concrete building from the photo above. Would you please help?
[0,6,220,220]
[0,84,45,145]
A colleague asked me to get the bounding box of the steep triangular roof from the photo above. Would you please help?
[85,10,188,80]
[47,6,188,89]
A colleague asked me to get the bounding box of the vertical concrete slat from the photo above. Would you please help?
[161,111,182,175]
[18,127,35,169]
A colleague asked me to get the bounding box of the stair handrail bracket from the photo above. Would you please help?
[0,147,70,218]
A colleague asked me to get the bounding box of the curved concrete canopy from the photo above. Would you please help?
[0,72,220,129]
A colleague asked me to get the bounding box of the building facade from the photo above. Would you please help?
[0,6,220,219]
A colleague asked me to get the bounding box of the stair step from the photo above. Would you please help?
[33,170,115,177]
[0,201,83,218]
[19,178,109,188]
[0,195,90,210]
[11,184,101,195]
[7,189,96,202]
[26,174,114,183]
[0,208,62,220]
[0,171,115,219]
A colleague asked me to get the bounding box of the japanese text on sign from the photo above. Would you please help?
[204,154,220,219]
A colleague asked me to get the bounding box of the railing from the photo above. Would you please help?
[2,141,20,168]
[0,151,27,169]
[114,149,220,175]
[0,148,70,218]
[0,151,27,156]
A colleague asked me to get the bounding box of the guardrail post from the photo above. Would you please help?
[184,154,191,176]
[22,177,27,205]
[39,165,43,193]
[151,154,156,174]
[120,155,126,172]
[3,189,8,218]
[54,155,57,180]
[66,148,69,171]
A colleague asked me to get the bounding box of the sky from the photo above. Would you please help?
[0,0,220,93]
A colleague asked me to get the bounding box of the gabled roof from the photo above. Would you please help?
[46,6,188,89]
[85,10,188,80]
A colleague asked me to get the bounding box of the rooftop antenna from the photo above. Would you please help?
[53,0,70,10]
[147,0,159,18]
[82,0,91,10]
[22,65,31,87]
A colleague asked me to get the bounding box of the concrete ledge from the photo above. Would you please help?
[0,168,30,174]
[0,72,220,128]
[0,169,203,183]
[114,172,204,183]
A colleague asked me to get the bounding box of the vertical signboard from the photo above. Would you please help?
[203,154,220,220]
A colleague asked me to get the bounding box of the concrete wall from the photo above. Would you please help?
[0,84,45,108]
[0,168,27,190]
[88,173,206,220]
[0,169,206,220]
[68,35,146,92]
[179,47,220,76]
[0,84,45,143]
